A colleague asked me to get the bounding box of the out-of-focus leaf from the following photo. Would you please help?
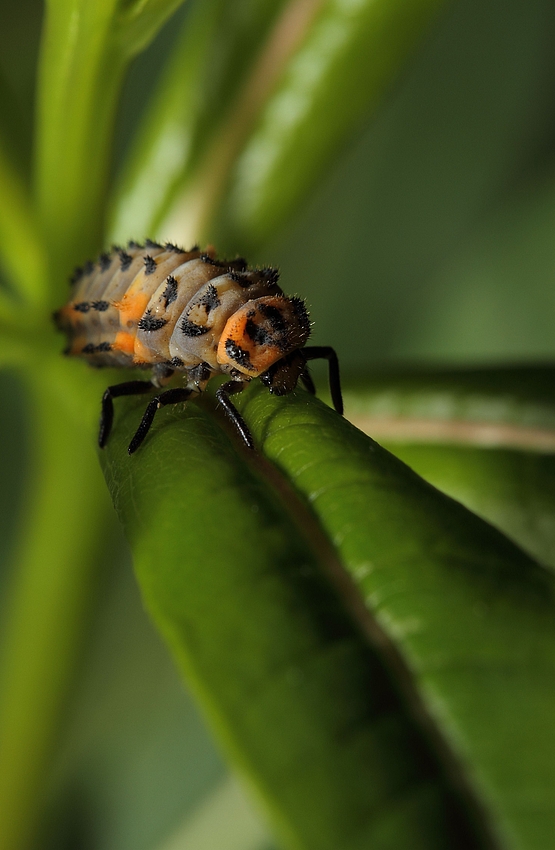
[108,0,292,243]
[211,0,447,251]
[101,393,482,850]
[102,379,555,849]
[341,365,555,566]
[110,0,446,250]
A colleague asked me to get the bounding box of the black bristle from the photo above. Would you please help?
[83,260,94,276]
[162,276,178,308]
[180,318,209,337]
[143,255,157,275]
[118,250,132,271]
[260,267,280,286]
[98,253,111,271]
[73,301,91,313]
[138,312,168,332]
[92,300,109,312]
[164,242,184,253]
[69,266,83,286]
[145,238,162,249]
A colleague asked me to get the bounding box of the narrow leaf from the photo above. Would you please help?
[100,393,485,850]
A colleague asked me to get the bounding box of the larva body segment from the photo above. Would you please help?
[55,241,343,453]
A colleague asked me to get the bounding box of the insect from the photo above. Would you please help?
[54,240,343,453]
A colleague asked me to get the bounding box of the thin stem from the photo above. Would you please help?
[0,144,48,307]
[0,359,113,850]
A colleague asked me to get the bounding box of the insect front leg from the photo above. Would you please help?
[302,346,343,415]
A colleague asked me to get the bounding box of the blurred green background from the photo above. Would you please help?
[2,0,555,847]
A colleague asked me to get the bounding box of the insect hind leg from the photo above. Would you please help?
[99,381,154,448]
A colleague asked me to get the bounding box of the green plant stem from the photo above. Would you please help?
[0,143,48,307]
[0,358,113,850]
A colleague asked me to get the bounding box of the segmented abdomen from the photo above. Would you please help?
[55,241,280,370]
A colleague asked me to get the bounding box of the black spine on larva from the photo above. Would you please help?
[180,318,209,337]
[164,242,183,253]
[290,297,311,336]
[162,276,178,307]
[145,238,162,249]
[99,253,111,271]
[118,250,132,271]
[144,255,157,274]
[138,312,168,332]
[92,300,109,311]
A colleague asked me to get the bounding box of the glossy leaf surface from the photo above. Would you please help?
[101,381,555,849]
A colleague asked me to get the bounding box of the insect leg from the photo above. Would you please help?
[299,366,316,396]
[215,381,253,449]
[302,346,343,415]
[128,387,193,455]
[99,381,154,448]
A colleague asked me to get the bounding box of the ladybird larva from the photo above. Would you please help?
[54,241,343,453]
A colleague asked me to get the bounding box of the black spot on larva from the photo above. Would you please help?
[81,343,96,354]
[96,341,112,352]
[245,318,271,346]
[145,238,162,249]
[162,275,178,307]
[290,297,310,334]
[260,267,280,286]
[118,250,132,271]
[92,300,109,312]
[138,311,168,332]
[258,303,286,333]
[228,271,252,288]
[169,356,184,368]
[144,255,157,275]
[225,339,255,371]
[199,284,220,312]
[200,253,226,267]
[83,260,94,276]
[99,253,111,271]
[74,301,91,313]
[69,266,83,286]
[164,242,183,253]
[127,240,143,249]
[227,257,248,272]
[180,318,209,337]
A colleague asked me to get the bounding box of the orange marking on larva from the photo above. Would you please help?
[116,292,150,326]
[217,313,281,376]
[113,332,136,355]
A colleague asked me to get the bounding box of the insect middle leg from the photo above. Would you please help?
[99,381,155,448]
[128,387,194,455]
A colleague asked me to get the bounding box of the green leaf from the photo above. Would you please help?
[341,365,555,567]
[108,0,292,244]
[100,392,483,850]
[212,0,447,250]
[101,381,555,849]
[34,0,188,298]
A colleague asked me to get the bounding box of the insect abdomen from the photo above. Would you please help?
[56,242,282,370]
